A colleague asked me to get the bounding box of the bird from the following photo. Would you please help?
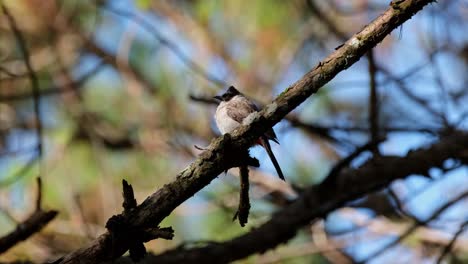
[213,86,285,181]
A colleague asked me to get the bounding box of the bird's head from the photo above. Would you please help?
[214,86,240,102]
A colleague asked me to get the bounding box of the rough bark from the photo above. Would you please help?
[56,1,438,263]
[143,132,468,264]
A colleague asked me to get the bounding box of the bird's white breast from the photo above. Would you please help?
[215,101,241,134]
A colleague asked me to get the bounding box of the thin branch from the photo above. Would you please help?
[308,0,444,122]
[0,177,58,254]
[103,5,227,87]
[189,94,219,105]
[0,210,57,254]
[1,2,43,158]
[104,180,173,262]
[358,190,468,263]
[289,119,437,134]
[378,65,444,121]
[320,138,384,188]
[0,155,38,187]
[81,37,158,95]
[306,0,348,40]
[149,132,467,264]
[327,0,387,16]
[436,220,468,264]
[0,65,22,78]
[189,94,438,140]
[387,187,421,222]
[122,180,137,215]
[0,60,105,101]
[55,1,438,262]
[189,94,346,145]
[35,177,42,210]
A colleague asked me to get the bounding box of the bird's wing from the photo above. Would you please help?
[227,96,280,143]
[265,129,280,144]
[226,97,257,123]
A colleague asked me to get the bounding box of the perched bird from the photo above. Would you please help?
[213,86,285,181]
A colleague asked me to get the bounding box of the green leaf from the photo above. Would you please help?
[135,0,151,10]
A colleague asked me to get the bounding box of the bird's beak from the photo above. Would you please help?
[213,95,222,101]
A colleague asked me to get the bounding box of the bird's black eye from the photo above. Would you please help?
[224,92,236,101]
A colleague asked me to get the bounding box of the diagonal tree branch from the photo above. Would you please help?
[102,5,228,87]
[140,132,468,263]
[55,1,438,263]
[307,0,444,121]
[358,190,468,263]
[0,60,105,102]
[0,178,58,254]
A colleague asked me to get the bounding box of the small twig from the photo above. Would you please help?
[290,121,437,135]
[0,155,38,187]
[0,65,21,78]
[436,220,468,264]
[0,176,57,254]
[72,194,95,240]
[387,187,421,222]
[288,117,350,147]
[0,210,58,254]
[378,65,444,121]
[81,36,158,95]
[189,94,349,146]
[194,145,208,151]
[35,177,42,211]
[0,60,105,101]
[103,5,227,87]
[141,227,175,242]
[307,0,444,124]
[189,94,219,105]
[306,0,348,40]
[189,94,437,145]
[2,2,43,159]
[53,1,442,261]
[105,180,174,261]
[122,179,137,215]
[320,138,385,188]
[358,190,468,263]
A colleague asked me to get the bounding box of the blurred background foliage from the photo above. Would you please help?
[0,0,467,263]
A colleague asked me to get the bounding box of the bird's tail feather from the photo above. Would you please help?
[259,136,285,181]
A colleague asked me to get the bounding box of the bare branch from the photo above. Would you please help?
[0,61,105,101]
[54,1,439,262]
[359,190,468,263]
[149,132,468,264]
[102,5,227,87]
[436,220,468,264]
[0,155,38,187]
[1,2,43,159]
[35,177,42,211]
[0,177,58,254]
[321,138,384,187]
